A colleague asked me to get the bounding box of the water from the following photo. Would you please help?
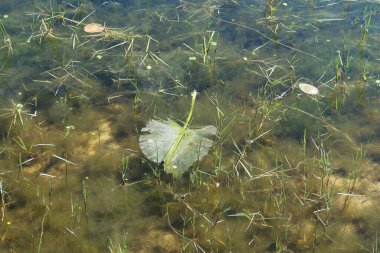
[0,0,379,252]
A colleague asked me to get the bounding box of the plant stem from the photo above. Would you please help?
[165,90,197,170]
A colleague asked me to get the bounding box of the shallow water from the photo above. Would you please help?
[0,0,379,252]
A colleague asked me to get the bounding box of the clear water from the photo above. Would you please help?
[0,0,379,252]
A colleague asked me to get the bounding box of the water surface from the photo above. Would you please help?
[0,0,379,252]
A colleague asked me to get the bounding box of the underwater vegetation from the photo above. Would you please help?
[0,0,379,252]
[139,91,217,177]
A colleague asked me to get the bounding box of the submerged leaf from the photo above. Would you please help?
[139,119,217,176]
[299,83,319,95]
[84,23,105,33]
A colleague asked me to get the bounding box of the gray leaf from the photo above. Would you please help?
[139,119,217,176]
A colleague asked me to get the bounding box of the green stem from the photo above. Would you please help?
[165,90,197,169]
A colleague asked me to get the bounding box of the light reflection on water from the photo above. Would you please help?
[0,0,379,252]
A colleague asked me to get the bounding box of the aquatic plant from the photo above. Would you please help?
[0,17,12,55]
[139,91,217,177]
[0,1,379,252]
